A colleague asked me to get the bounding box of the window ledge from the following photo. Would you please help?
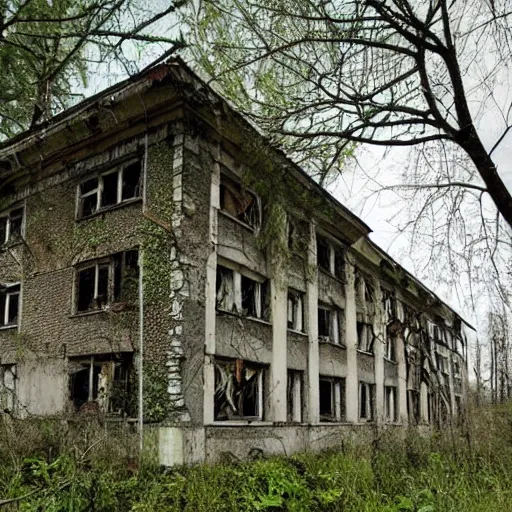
[0,324,17,331]
[357,349,374,356]
[383,357,397,364]
[208,420,270,426]
[216,309,271,326]
[0,240,23,252]
[320,340,346,349]
[287,328,307,337]
[218,210,260,233]
[76,197,142,222]
[318,267,346,285]
[69,309,108,319]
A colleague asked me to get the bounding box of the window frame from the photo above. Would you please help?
[287,289,305,333]
[0,283,21,329]
[219,172,262,231]
[316,233,346,281]
[318,304,343,345]
[76,159,142,219]
[319,376,345,422]
[0,206,24,246]
[74,249,139,314]
[357,321,374,353]
[359,381,375,422]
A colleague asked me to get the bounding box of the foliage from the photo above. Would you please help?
[0,0,186,138]
[3,403,512,510]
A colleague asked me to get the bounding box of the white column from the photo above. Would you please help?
[373,283,385,424]
[344,261,358,423]
[203,148,220,425]
[306,222,319,424]
[270,279,288,422]
[396,333,408,424]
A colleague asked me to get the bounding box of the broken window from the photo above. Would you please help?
[319,376,345,422]
[317,235,330,272]
[0,284,20,328]
[219,173,260,229]
[75,249,139,313]
[214,358,264,421]
[318,305,342,344]
[287,289,304,332]
[216,264,269,320]
[384,386,398,423]
[382,289,397,322]
[77,159,142,218]
[407,390,420,425]
[0,365,16,413]
[359,382,375,421]
[436,353,449,374]
[69,354,132,414]
[287,370,303,423]
[357,322,374,353]
[334,247,345,281]
[385,332,396,361]
[0,207,23,245]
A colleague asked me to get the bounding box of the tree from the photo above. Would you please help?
[0,0,186,138]
[188,0,512,228]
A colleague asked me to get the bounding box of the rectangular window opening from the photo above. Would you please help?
[0,284,20,327]
[357,322,374,353]
[214,358,264,421]
[0,207,24,245]
[359,382,375,421]
[219,174,260,229]
[287,290,304,332]
[385,386,398,423]
[287,370,303,423]
[320,377,345,422]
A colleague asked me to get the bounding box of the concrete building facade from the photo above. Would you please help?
[0,59,470,465]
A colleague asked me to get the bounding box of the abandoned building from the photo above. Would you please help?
[0,58,470,465]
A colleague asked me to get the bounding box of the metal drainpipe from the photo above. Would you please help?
[138,131,149,453]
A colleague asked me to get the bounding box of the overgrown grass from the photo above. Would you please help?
[2,403,512,511]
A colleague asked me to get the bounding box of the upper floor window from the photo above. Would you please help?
[75,249,139,313]
[357,322,374,353]
[219,173,260,229]
[77,160,142,218]
[316,234,345,281]
[0,207,23,245]
[287,289,305,332]
[0,284,20,328]
[318,305,343,345]
[216,264,269,321]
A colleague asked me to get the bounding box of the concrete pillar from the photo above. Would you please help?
[306,222,319,424]
[373,283,385,424]
[448,353,456,418]
[203,147,220,425]
[344,261,358,423]
[270,279,288,422]
[396,332,408,424]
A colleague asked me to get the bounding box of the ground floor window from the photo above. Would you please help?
[384,386,398,423]
[69,354,133,415]
[319,376,345,422]
[214,358,264,421]
[359,382,375,421]
[287,370,303,423]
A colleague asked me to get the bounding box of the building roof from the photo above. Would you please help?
[0,56,473,330]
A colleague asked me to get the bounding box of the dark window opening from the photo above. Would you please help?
[318,308,331,338]
[122,161,142,201]
[101,171,118,207]
[220,174,260,229]
[0,284,20,327]
[334,247,345,281]
[317,236,330,271]
[319,379,333,418]
[287,290,304,332]
[214,359,263,421]
[69,355,132,414]
[76,250,139,313]
[385,332,396,361]
[241,275,263,318]
[0,208,24,245]
[357,322,374,353]
[0,218,6,245]
[78,160,142,219]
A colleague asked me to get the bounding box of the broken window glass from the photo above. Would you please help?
[357,322,374,353]
[241,275,263,318]
[214,358,263,421]
[216,266,236,312]
[76,250,139,313]
[287,290,304,332]
[359,382,375,421]
[69,355,132,414]
[0,284,20,327]
[317,235,330,272]
[287,370,303,423]
[385,386,398,422]
[78,160,142,218]
[121,161,142,201]
[220,174,260,229]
